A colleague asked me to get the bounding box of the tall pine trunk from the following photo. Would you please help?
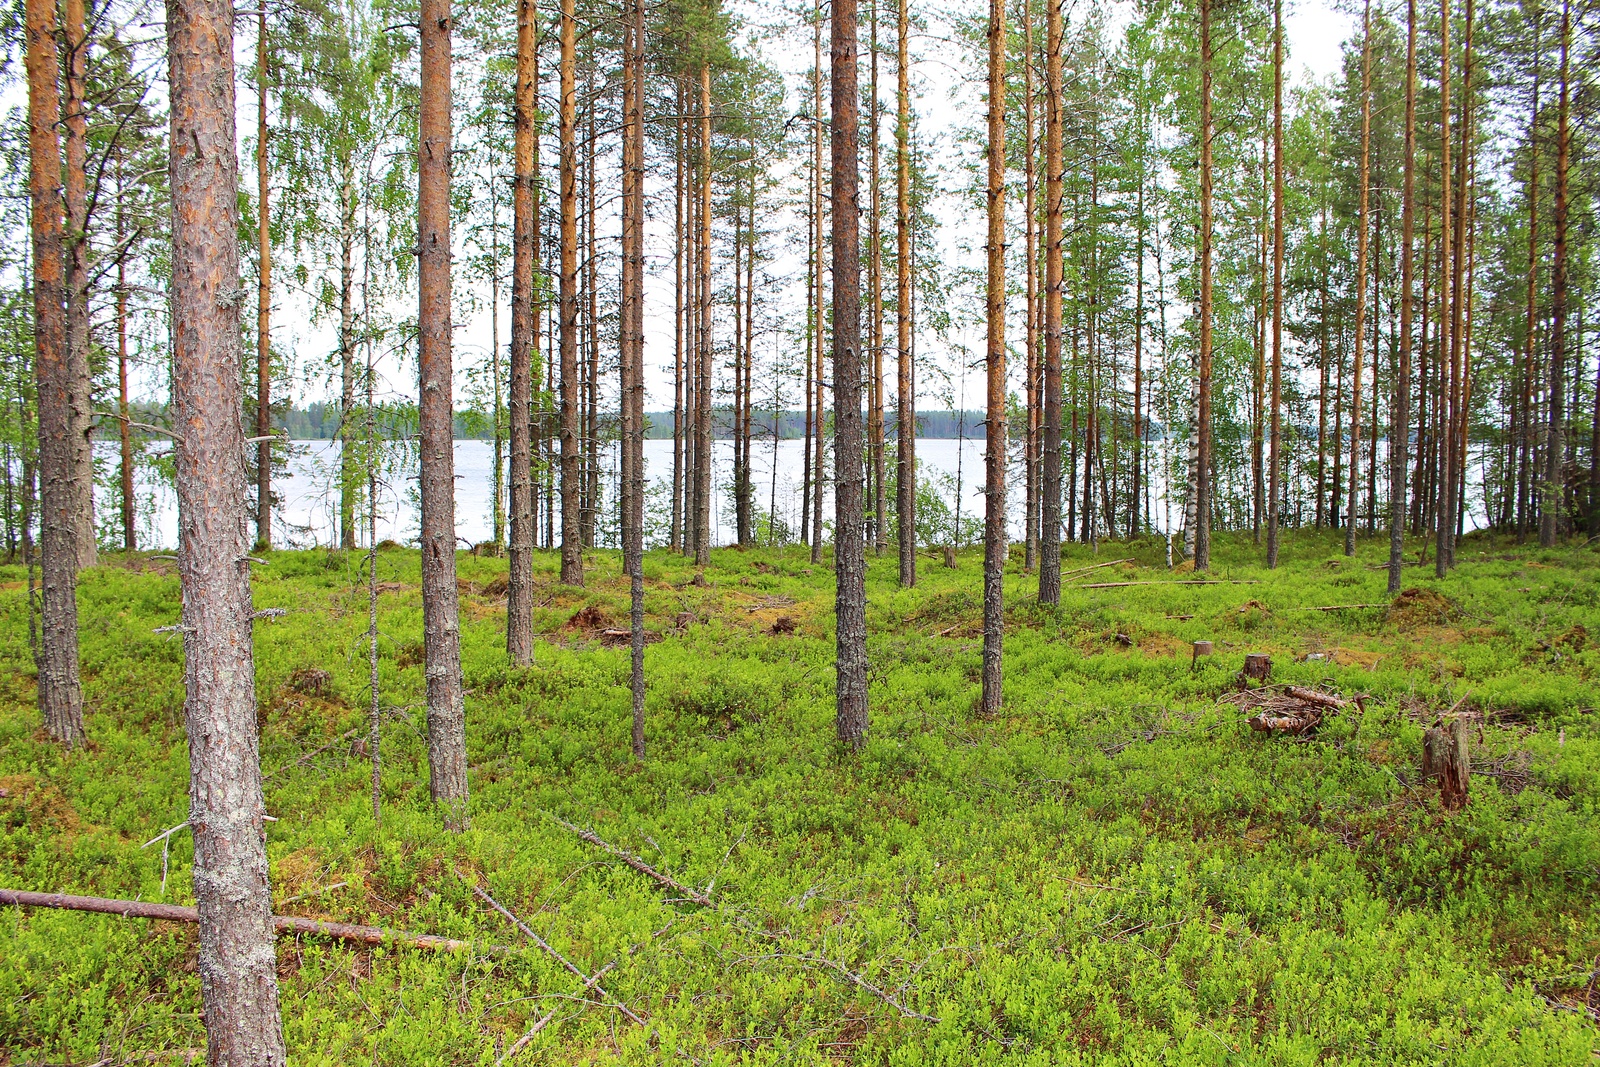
[1022,3,1038,571]
[64,0,94,568]
[695,63,713,566]
[166,0,286,1050]
[810,16,827,566]
[117,157,136,552]
[1266,0,1284,567]
[1435,0,1455,574]
[869,0,886,557]
[507,0,538,664]
[417,0,469,827]
[256,0,273,550]
[833,0,869,747]
[27,0,84,746]
[1389,0,1418,592]
[621,0,647,756]
[979,0,1005,716]
[1539,0,1569,546]
[1517,23,1540,544]
[1194,0,1215,571]
[1038,0,1064,602]
[557,0,582,584]
[895,0,916,588]
[1345,0,1373,557]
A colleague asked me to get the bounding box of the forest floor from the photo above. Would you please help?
[2,530,1598,1065]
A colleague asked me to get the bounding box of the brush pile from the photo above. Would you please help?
[1225,685,1354,735]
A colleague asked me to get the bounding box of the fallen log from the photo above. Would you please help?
[1282,686,1349,710]
[0,888,490,952]
[1248,710,1321,734]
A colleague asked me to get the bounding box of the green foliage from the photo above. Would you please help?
[2,531,1597,1062]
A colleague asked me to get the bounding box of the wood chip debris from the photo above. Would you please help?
[1223,684,1356,735]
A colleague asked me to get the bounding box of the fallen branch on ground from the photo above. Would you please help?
[496,1009,558,1065]
[1282,603,1386,612]
[0,889,491,952]
[1062,557,1134,580]
[459,872,646,1026]
[554,816,714,907]
[262,727,363,784]
[744,951,941,1023]
[1079,580,1260,589]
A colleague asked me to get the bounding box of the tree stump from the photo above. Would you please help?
[1241,653,1272,684]
[1422,718,1470,811]
[1191,640,1214,669]
[943,546,957,569]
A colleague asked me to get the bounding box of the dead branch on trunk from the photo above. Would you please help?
[0,888,496,952]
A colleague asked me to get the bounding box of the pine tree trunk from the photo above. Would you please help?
[979,0,1006,717]
[491,208,504,550]
[557,0,582,584]
[1253,134,1267,545]
[1390,0,1418,593]
[1435,0,1455,575]
[895,0,916,588]
[582,109,599,548]
[671,82,685,553]
[27,0,84,747]
[1038,0,1064,602]
[1316,192,1330,528]
[64,0,94,569]
[869,2,886,558]
[256,0,273,551]
[1194,0,1215,571]
[117,160,136,553]
[166,0,286,1049]
[741,141,757,544]
[621,0,646,756]
[809,24,826,567]
[832,0,868,748]
[1266,0,1285,568]
[1022,3,1038,572]
[1131,125,1145,541]
[507,0,537,665]
[695,63,714,566]
[418,0,469,828]
[802,78,816,549]
[1540,0,1569,546]
[1346,0,1373,557]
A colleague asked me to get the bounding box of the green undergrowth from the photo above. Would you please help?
[1,530,1597,1064]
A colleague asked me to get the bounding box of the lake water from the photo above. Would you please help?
[107,436,1056,551]
[104,433,1469,552]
